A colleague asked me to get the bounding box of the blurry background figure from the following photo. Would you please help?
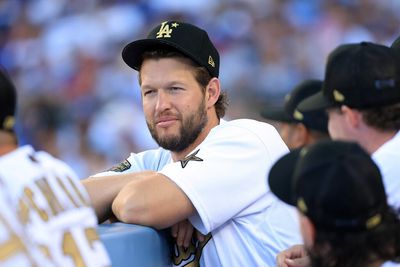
[269,141,400,267]
[0,0,399,177]
[260,80,329,149]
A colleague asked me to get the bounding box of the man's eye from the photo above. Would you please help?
[144,90,155,96]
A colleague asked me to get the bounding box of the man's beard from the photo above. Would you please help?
[147,100,208,152]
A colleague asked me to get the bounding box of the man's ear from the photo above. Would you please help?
[292,123,308,148]
[341,105,362,129]
[205,78,221,108]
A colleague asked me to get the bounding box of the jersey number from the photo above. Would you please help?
[62,228,99,267]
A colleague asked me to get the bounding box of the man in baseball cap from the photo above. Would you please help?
[260,79,329,149]
[276,42,400,267]
[84,20,303,267]
[269,140,400,267]
[299,42,400,112]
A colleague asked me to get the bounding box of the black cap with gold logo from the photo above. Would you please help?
[122,21,220,77]
[0,67,16,132]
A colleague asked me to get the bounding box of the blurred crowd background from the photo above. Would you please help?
[1,0,399,178]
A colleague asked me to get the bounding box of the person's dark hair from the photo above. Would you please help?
[360,102,400,131]
[309,207,400,267]
[138,48,228,119]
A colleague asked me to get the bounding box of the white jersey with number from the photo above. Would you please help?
[0,183,56,267]
[0,145,110,267]
[98,119,302,267]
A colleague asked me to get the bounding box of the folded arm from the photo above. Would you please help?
[82,171,154,223]
[111,172,195,229]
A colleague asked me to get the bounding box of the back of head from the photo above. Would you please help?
[269,140,400,266]
[261,79,329,134]
[0,68,16,132]
[299,42,400,112]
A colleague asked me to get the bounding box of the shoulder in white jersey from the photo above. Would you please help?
[0,145,110,267]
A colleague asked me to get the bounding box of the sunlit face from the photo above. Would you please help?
[327,108,348,140]
[140,57,208,152]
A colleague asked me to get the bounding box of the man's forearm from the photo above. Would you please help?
[82,172,148,223]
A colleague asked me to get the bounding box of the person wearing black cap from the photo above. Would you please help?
[0,68,110,266]
[260,79,330,149]
[276,42,400,267]
[269,140,400,267]
[82,21,302,266]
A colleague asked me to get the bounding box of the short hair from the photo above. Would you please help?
[361,102,400,131]
[309,207,400,267]
[138,48,228,119]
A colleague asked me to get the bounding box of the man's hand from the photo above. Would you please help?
[171,220,205,248]
[276,244,310,267]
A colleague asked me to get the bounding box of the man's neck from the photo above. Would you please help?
[358,127,397,155]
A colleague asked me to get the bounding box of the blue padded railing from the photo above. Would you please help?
[98,223,171,267]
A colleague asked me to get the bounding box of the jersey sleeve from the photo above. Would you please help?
[159,121,289,234]
[93,148,171,177]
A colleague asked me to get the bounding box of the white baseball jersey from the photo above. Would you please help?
[0,182,55,267]
[372,130,400,211]
[0,145,110,267]
[98,119,302,267]
[372,131,400,267]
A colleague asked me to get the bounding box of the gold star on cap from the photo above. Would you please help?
[297,198,308,213]
[171,22,179,28]
[333,89,345,102]
[293,109,304,120]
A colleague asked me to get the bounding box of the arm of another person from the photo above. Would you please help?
[111,171,196,229]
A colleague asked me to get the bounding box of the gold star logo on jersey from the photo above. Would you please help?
[180,149,203,168]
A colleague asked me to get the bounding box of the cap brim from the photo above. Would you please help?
[268,149,301,206]
[122,39,203,71]
[260,107,296,123]
[298,91,332,112]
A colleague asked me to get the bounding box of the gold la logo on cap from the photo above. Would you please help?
[208,56,215,67]
[156,21,179,38]
[333,89,345,102]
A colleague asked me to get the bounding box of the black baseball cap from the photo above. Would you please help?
[268,140,388,232]
[391,35,400,52]
[260,79,328,133]
[122,21,220,78]
[0,67,16,131]
[299,42,400,112]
